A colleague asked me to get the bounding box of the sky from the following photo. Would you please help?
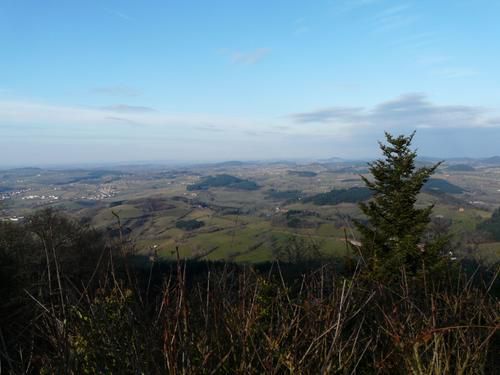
[1,0,500,166]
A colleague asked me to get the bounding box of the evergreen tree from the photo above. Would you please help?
[355,131,443,280]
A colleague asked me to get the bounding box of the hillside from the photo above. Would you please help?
[187,174,259,191]
[423,178,465,194]
[304,187,372,205]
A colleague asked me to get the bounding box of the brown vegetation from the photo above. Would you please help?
[0,214,498,373]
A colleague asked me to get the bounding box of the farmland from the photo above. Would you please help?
[1,158,499,264]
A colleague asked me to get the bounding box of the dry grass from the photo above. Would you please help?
[3,255,496,374]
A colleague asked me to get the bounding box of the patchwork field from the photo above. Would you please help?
[1,160,499,264]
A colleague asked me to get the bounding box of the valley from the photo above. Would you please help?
[1,158,500,264]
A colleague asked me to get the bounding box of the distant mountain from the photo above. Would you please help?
[416,156,444,163]
[319,157,346,163]
[421,156,500,167]
[266,160,298,166]
[444,157,476,164]
[479,156,500,165]
[213,161,247,167]
[446,164,476,172]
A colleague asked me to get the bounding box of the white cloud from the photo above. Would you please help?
[100,104,156,113]
[3,95,499,143]
[3,95,500,164]
[0,99,278,135]
[290,93,500,130]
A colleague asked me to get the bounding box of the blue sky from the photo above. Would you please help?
[1,0,500,166]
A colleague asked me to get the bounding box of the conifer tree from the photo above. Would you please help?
[355,131,443,280]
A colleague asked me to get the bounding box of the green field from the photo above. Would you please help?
[1,163,499,264]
